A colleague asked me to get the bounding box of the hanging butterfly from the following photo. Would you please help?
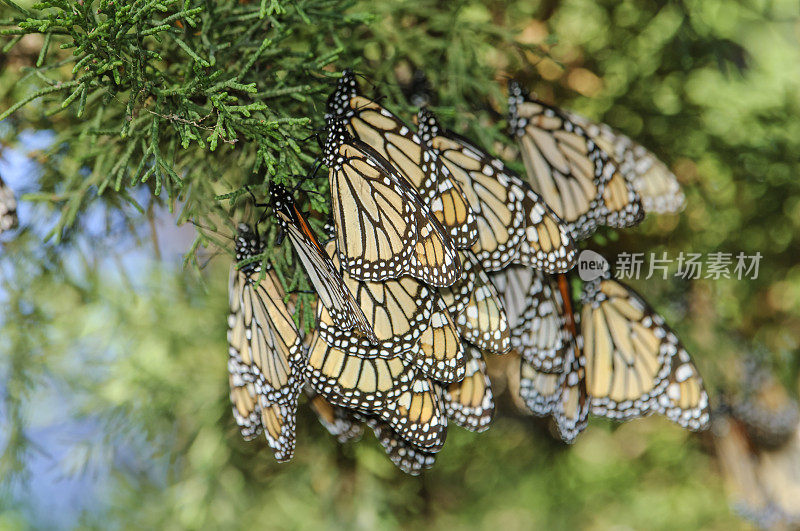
[227,223,305,461]
[507,81,644,240]
[581,273,709,430]
[502,265,709,442]
[512,272,588,443]
[491,265,569,373]
[415,108,577,274]
[375,375,448,451]
[0,175,18,234]
[314,241,465,383]
[269,182,376,342]
[443,344,495,432]
[326,70,479,249]
[453,251,511,355]
[322,114,461,287]
[564,111,685,215]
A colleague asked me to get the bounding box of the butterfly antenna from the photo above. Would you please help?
[190,219,232,241]
[291,162,322,195]
[354,70,379,91]
[299,127,325,143]
[197,248,225,270]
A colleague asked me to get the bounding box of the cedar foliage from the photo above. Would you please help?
[0,0,540,307]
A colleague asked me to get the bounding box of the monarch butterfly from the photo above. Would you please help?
[323,115,461,287]
[315,242,466,383]
[454,252,511,355]
[416,108,577,274]
[0,175,17,234]
[227,223,305,461]
[582,275,709,429]
[491,265,569,373]
[515,272,588,442]
[327,70,479,249]
[502,266,709,442]
[565,111,685,215]
[270,183,376,342]
[507,81,644,240]
[444,344,495,432]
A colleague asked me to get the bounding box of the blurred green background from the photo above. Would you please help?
[2,0,799,528]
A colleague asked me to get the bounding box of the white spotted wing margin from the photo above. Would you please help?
[365,416,437,476]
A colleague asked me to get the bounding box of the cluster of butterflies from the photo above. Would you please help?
[226,70,709,475]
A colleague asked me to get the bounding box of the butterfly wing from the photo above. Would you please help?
[271,183,376,342]
[455,257,511,355]
[227,236,304,462]
[653,346,711,431]
[324,117,460,287]
[508,82,643,240]
[317,241,433,355]
[566,111,685,215]
[580,276,676,421]
[443,344,495,432]
[305,328,415,411]
[328,72,479,248]
[377,376,448,451]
